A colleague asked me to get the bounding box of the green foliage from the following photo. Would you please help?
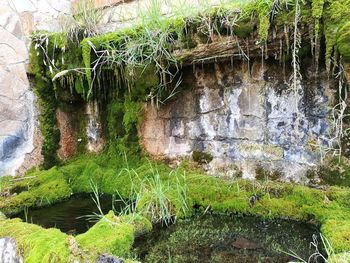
[337,22,350,61]
[134,169,190,225]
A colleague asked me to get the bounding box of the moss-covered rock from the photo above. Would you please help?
[0,212,151,263]
[0,168,71,215]
[76,211,134,258]
[0,218,70,263]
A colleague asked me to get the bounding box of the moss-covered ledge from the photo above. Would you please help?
[0,211,151,263]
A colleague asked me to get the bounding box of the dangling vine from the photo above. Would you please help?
[290,0,302,112]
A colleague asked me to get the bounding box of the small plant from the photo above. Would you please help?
[64,0,106,43]
[137,171,188,225]
[117,163,190,226]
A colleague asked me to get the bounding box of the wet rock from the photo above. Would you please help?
[86,101,104,153]
[139,61,332,179]
[0,238,23,263]
[96,254,124,263]
[231,237,262,250]
[56,108,78,160]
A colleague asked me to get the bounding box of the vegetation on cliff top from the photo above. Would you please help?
[32,0,350,102]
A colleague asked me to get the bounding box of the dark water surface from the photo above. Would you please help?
[12,194,122,234]
[133,214,322,263]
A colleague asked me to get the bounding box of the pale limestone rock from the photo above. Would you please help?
[140,61,332,179]
[19,12,34,36]
[9,0,37,13]
[0,238,23,263]
[0,27,28,64]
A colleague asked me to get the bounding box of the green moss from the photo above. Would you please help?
[81,39,92,92]
[29,44,60,168]
[0,212,151,263]
[258,15,270,42]
[329,252,350,262]
[312,0,325,40]
[0,219,70,263]
[105,98,142,157]
[323,0,350,66]
[76,211,134,258]
[192,151,213,164]
[0,167,71,215]
[232,20,256,38]
[321,219,350,252]
[121,213,153,236]
[337,22,350,61]
[318,157,350,187]
[0,211,6,220]
[131,65,159,100]
[2,156,350,255]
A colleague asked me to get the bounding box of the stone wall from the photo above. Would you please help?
[140,60,334,181]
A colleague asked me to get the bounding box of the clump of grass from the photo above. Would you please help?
[136,170,189,225]
[60,0,105,43]
[116,163,190,226]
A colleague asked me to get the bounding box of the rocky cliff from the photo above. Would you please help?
[140,58,335,180]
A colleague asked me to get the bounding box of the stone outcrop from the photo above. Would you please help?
[0,0,70,176]
[140,59,334,180]
[0,238,23,263]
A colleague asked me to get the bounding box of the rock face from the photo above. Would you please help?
[0,238,23,263]
[140,60,334,180]
[0,0,70,176]
[0,17,36,176]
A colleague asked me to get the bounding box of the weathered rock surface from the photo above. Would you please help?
[140,60,333,180]
[86,101,105,153]
[0,238,23,263]
[0,0,70,176]
[0,24,36,176]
